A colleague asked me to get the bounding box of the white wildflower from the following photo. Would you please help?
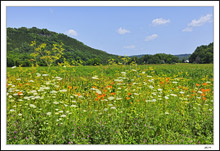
[50,90,57,94]
[60,115,66,118]
[121,72,126,76]
[92,76,99,80]
[30,104,36,108]
[111,107,116,109]
[96,90,102,95]
[108,96,114,100]
[170,94,177,97]
[134,93,139,96]
[42,74,49,77]
[11,66,16,69]
[36,73,41,77]
[46,112,52,116]
[146,99,156,103]
[53,101,59,104]
[59,89,67,93]
[149,85,154,89]
[114,79,123,82]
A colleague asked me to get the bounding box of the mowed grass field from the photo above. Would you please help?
[6,63,213,144]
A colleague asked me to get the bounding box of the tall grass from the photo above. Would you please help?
[7,64,213,144]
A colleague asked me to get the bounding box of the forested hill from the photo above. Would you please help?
[7,27,118,67]
[129,54,191,60]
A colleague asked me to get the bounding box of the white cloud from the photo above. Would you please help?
[124,45,135,49]
[145,34,158,41]
[182,14,212,32]
[152,18,170,25]
[117,27,130,35]
[182,27,193,32]
[188,14,212,27]
[66,29,78,36]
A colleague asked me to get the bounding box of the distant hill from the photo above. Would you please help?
[174,54,191,60]
[129,54,191,60]
[7,27,118,66]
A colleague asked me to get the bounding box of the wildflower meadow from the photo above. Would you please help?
[7,61,213,144]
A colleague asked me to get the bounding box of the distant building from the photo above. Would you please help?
[184,60,189,63]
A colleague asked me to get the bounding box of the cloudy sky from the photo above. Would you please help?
[7,7,213,56]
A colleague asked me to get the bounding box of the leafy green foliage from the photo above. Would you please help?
[7,27,119,67]
[189,43,213,64]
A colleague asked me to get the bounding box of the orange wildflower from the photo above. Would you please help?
[201,88,206,93]
[77,93,81,96]
[196,84,200,87]
[126,97,130,100]
[202,83,207,86]
[128,93,132,96]
[111,92,115,95]
[201,93,206,96]
[202,97,206,100]
[206,88,211,92]
[108,86,112,88]
[92,86,96,88]
[160,81,164,84]
[18,92,23,96]
[68,86,72,89]
[166,77,169,82]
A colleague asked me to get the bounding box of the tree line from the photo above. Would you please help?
[7,27,213,67]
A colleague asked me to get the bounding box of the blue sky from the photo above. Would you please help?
[7,7,213,56]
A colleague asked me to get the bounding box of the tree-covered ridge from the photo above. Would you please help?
[7,27,118,67]
[7,27,213,67]
[189,43,213,64]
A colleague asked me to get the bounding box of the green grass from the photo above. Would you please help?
[7,63,213,144]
